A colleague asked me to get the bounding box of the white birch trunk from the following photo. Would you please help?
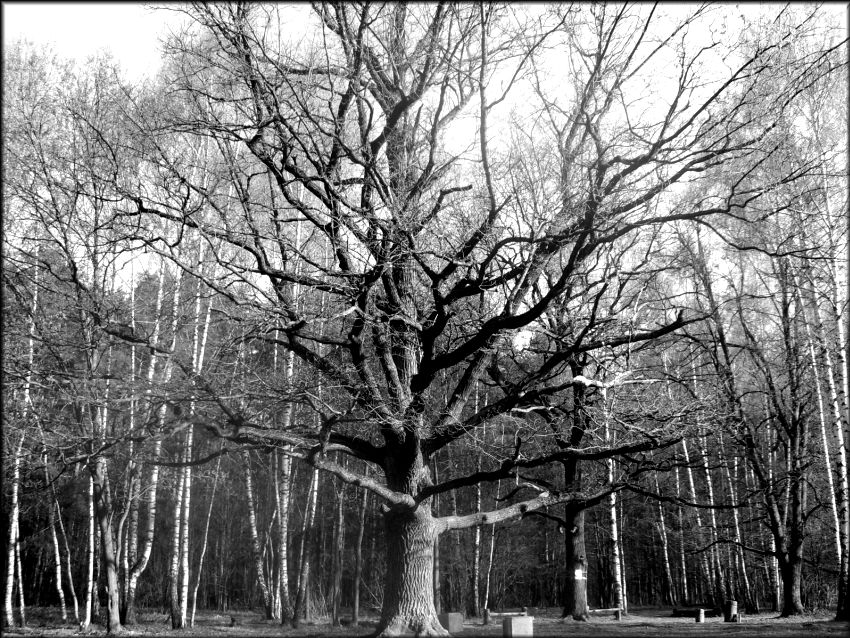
[168,466,186,629]
[653,472,675,605]
[603,389,623,611]
[674,466,689,604]
[718,433,753,609]
[244,450,274,618]
[4,434,25,628]
[14,522,25,627]
[680,439,713,603]
[83,474,94,630]
[190,450,222,627]
[294,467,320,626]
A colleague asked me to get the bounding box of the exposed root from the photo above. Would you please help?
[373,615,451,637]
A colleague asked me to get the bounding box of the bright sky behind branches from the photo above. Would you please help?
[2,2,176,80]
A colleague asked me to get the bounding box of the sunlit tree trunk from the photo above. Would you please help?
[83,474,95,631]
[680,439,714,605]
[4,434,25,628]
[45,464,67,621]
[697,429,726,602]
[123,264,170,625]
[14,523,25,628]
[56,496,79,624]
[604,390,623,612]
[168,466,186,629]
[471,462,482,617]
[243,450,274,619]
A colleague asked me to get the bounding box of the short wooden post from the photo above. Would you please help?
[724,600,738,622]
[522,606,528,616]
[483,609,491,625]
[695,609,704,623]
[615,609,622,621]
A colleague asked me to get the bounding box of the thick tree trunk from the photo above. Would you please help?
[779,558,804,616]
[562,506,588,620]
[376,508,447,637]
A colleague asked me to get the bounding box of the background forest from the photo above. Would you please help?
[2,3,848,637]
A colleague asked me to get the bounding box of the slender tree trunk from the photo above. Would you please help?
[190,450,221,627]
[91,459,122,634]
[353,482,368,626]
[56,496,80,624]
[680,439,714,605]
[697,430,726,603]
[483,514,497,612]
[168,466,186,629]
[618,499,628,613]
[6,264,37,629]
[603,390,624,613]
[243,450,274,619]
[471,463,482,617]
[13,520,25,626]
[331,481,345,626]
[83,474,95,630]
[653,472,675,606]
[47,484,67,621]
[674,466,689,605]
[721,444,754,611]
[275,448,294,623]
[123,264,172,625]
[4,434,25,628]
[293,467,320,627]
[178,430,193,626]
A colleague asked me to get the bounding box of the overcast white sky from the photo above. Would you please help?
[2,2,177,80]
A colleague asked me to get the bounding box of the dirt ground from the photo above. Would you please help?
[4,606,848,637]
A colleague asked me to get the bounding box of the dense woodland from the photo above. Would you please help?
[2,3,848,637]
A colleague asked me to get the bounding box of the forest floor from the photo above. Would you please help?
[4,606,848,637]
